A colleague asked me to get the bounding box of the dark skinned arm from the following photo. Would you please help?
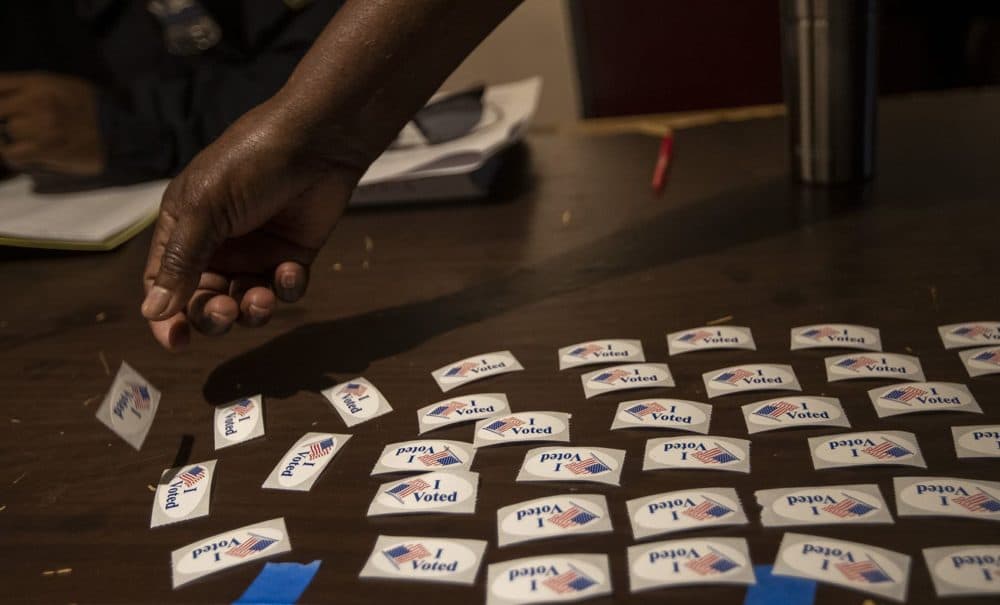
[140,0,522,350]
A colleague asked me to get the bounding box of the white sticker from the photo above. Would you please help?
[790,324,882,351]
[496,494,613,547]
[626,488,748,540]
[923,544,1000,597]
[938,322,1000,350]
[667,326,756,355]
[486,554,611,605]
[755,484,893,527]
[959,346,1000,377]
[808,431,926,470]
[867,382,981,418]
[262,432,351,492]
[431,351,524,392]
[417,393,510,434]
[952,425,1000,458]
[742,396,850,434]
[772,532,910,602]
[95,362,161,450]
[558,339,645,370]
[702,364,801,399]
[643,436,750,474]
[472,411,571,448]
[893,476,1000,521]
[367,471,478,517]
[151,460,217,528]
[825,353,925,382]
[213,395,265,450]
[321,377,392,427]
[359,535,487,585]
[579,363,675,398]
[515,446,625,486]
[371,440,475,475]
[171,517,291,589]
[628,537,755,592]
[610,398,712,434]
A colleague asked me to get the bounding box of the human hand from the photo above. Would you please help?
[0,73,104,176]
[140,97,371,350]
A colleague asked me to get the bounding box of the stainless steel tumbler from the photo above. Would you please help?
[781,0,878,184]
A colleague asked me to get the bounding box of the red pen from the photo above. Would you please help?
[651,130,674,194]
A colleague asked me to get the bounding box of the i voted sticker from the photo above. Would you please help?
[321,377,392,427]
[171,517,291,589]
[959,346,1000,377]
[626,488,748,540]
[371,440,475,475]
[610,398,711,434]
[431,351,523,392]
[772,532,910,602]
[359,535,487,585]
[580,363,674,399]
[702,364,801,399]
[868,382,981,418]
[628,537,755,592]
[95,362,161,450]
[558,339,645,370]
[790,324,882,351]
[825,353,925,382]
[367,471,478,517]
[938,322,1000,350]
[472,411,570,448]
[515,446,625,486]
[809,431,926,470]
[643,436,750,474]
[262,432,351,492]
[893,476,1000,521]
[667,326,756,355]
[952,425,1000,458]
[151,460,217,528]
[755,484,893,527]
[213,395,264,450]
[923,544,1000,597]
[497,494,612,547]
[417,393,510,434]
[742,396,849,434]
[486,554,611,605]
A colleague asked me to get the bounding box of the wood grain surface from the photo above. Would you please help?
[1,88,998,604]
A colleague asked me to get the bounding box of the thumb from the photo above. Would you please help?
[141,203,221,321]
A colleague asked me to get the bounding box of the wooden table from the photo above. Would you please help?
[1,88,998,604]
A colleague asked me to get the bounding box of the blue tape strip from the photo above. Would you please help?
[744,564,817,605]
[233,560,322,605]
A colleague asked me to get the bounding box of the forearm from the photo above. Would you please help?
[274,0,522,167]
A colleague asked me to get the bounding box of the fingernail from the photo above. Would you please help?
[210,312,230,325]
[280,273,297,290]
[249,304,268,318]
[142,286,172,318]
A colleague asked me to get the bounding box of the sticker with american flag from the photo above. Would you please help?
[368,471,479,516]
[702,364,801,399]
[96,361,162,451]
[170,518,291,589]
[895,476,1000,521]
[627,538,755,590]
[869,382,980,418]
[496,494,613,547]
[322,377,393,428]
[667,325,756,355]
[951,424,1000,459]
[581,363,675,398]
[791,324,882,351]
[742,396,850,434]
[825,352,926,382]
[486,555,612,603]
[771,533,909,602]
[755,484,893,527]
[626,488,749,539]
[431,351,523,392]
[371,440,475,475]
[263,432,351,492]
[938,321,1000,349]
[809,431,926,470]
[361,535,488,584]
[922,545,1000,597]
[152,459,218,528]
[644,436,751,473]
[214,394,265,450]
[417,394,511,434]
[473,411,571,448]
[516,446,625,486]
[558,339,645,370]
[611,398,713,434]
[960,345,1000,377]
